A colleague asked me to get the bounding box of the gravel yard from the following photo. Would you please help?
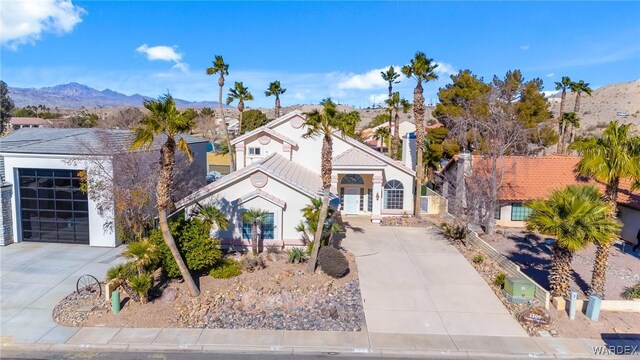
[53,249,365,331]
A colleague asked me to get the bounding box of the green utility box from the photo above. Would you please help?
[503,277,535,303]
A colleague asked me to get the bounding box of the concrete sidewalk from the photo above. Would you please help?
[2,326,639,359]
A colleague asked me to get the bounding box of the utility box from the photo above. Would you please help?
[503,278,535,303]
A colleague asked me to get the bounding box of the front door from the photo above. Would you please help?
[344,188,360,215]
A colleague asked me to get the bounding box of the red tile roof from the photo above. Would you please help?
[466,155,639,210]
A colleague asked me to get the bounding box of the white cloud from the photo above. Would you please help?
[546,73,555,78]
[136,44,189,71]
[368,93,388,106]
[520,44,530,51]
[0,0,86,49]
[337,66,403,90]
[542,90,559,98]
[435,61,456,76]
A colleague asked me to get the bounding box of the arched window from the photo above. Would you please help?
[383,180,404,209]
[341,174,364,184]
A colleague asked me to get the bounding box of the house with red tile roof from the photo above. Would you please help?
[441,154,640,246]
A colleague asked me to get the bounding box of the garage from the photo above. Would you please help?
[18,168,89,244]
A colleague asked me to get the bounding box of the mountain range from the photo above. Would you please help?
[8,83,220,109]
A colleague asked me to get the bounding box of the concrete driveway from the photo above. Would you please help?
[341,217,527,339]
[0,242,123,343]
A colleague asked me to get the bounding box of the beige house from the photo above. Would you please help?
[177,111,416,249]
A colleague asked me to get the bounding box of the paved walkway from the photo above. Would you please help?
[340,216,526,337]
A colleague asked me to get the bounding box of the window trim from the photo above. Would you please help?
[241,211,275,240]
[248,147,261,156]
[510,202,531,221]
[383,179,404,210]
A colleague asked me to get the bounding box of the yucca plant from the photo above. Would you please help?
[287,247,307,264]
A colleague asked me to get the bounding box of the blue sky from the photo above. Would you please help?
[1,1,639,108]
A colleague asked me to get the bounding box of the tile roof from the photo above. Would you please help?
[466,155,640,210]
[0,128,208,156]
[230,126,298,146]
[333,148,385,167]
[176,153,323,208]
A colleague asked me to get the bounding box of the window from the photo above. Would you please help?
[248,147,261,156]
[511,203,532,221]
[359,188,364,211]
[367,189,373,212]
[339,187,344,206]
[494,207,501,220]
[341,174,364,184]
[242,212,275,240]
[383,180,404,210]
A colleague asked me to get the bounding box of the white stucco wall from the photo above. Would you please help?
[618,206,640,246]
[0,153,117,247]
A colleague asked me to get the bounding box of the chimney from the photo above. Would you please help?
[402,132,416,170]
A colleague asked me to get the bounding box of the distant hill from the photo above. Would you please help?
[8,82,220,109]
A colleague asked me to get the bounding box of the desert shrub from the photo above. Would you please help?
[128,274,152,303]
[287,247,307,264]
[494,273,507,288]
[241,255,266,272]
[106,263,136,282]
[265,244,281,254]
[621,282,640,300]
[318,246,349,278]
[472,253,485,264]
[306,240,314,255]
[149,215,222,278]
[209,258,242,279]
[440,222,467,244]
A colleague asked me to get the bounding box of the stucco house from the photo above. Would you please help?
[0,128,209,247]
[440,154,640,246]
[176,110,416,248]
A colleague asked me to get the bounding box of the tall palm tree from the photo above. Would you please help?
[130,94,200,297]
[570,80,592,115]
[381,66,401,99]
[402,52,439,216]
[562,112,581,146]
[373,126,390,154]
[242,208,268,255]
[385,91,412,159]
[265,81,286,118]
[226,82,254,135]
[206,56,234,171]
[526,185,620,298]
[569,122,640,297]
[555,76,572,153]
[303,98,358,272]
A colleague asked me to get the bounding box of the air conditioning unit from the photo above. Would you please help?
[503,277,535,303]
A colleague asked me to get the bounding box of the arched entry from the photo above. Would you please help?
[340,174,365,215]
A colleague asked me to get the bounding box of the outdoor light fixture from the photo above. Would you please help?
[376,193,380,201]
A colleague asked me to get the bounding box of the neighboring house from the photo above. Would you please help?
[0,128,209,247]
[440,154,640,246]
[8,117,64,130]
[207,151,232,175]
[176,110,416,249]
[361,120,417,151]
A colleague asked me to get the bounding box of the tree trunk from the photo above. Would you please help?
[218,78,235,172]
[413,82,425,217]
[590,179,619,298]
[238,107,244,135]
[157,139,200,297]
[387,112,393,158]
[275,96,281,118]
[388,84,392,99]
[549,245,573,298]
[557,90,566,154]
[251,222,258,255]
[573,92,581,114]
[307,135,333,273]
[485,156,498,235]
[393,112,400,160]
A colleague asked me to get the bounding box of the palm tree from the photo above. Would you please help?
[570,80,592,115]
[122,239,159,276]
[526,185,621,298]
[265,81,286,118]
[297,198,341,246]
[195,204,229,232]
[130,94,200,297]
[402,52,439,216]
[303,98,358,272]
[385,92,412,159]
[206,56,234,171]
[373,126,390,154]
[555,76,572,153]
[561,112,581,146]
[569,122,640,297]
[226,82,254,135]
[381,66,401,99]
[242,208,268,255]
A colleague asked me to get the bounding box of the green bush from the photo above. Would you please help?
[494,273,507,287]
[106,263,136,282]
[621,282,640,300]
[318,246,349,278]
[472,253,485,264]
[128,274,152,303]
[306,240,314,255]
[240,255,266,272]
[287,247,307,264]
[149,215,222,278]
[209,258,242,279]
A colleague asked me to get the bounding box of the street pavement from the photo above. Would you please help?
[1,222,638,359]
